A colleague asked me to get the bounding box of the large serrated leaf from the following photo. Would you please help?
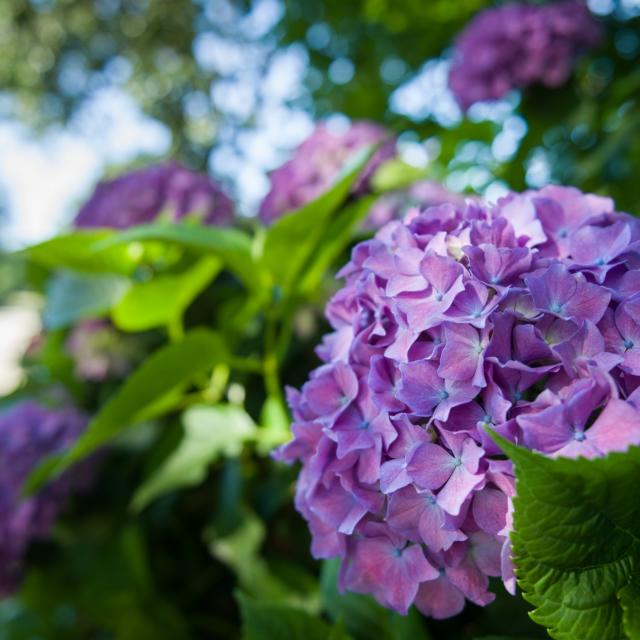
[619,578,640,638]
[492,434,640,640]
[27,329,230,493]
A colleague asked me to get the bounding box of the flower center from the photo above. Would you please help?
[624,338,634,351]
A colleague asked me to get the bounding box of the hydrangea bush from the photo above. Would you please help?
[449,0,601,110]
[277,185,640,617]
[0,401,91,595]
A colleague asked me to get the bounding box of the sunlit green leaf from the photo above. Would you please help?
[27,329,230,492]
[94,222,258,290]
[371,158,429,192]
[259,147,374,296]
[298,195,376,298]
[208,510,290,600]
[24,230,139,275]
[132,404,255,510]
[112,256,221,332]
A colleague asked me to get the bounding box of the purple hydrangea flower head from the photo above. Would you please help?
[74,161,233,228]
[66,319,142,382]
[0,401,91,595]
[276,184,640,617]
[449,1,601,110]
[259,121,396,225]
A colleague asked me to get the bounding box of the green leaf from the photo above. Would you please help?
[255,395,291,455]
[619,578,640,639]
[132,404,256,510]
[24,230,138,275]
[27,329,230,492]
[236,592,331,640]
[208,510,290,600]
[43,271,130,329]
[370,158,429,192]
[328,620,354,640]
[492,434,640,640]
[95,222,258,290]
[473,637,542,640]
[112,257,221,332]
[298,195,376,298]
[260,146,374,296]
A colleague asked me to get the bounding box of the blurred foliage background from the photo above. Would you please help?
[1,0,639,222]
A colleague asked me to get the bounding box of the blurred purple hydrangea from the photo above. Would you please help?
[449,1,601,111]
[0,401,91,595]
[259,121,396,225]
[66,319,141,383]
[276,185,640,617]
[74,161,233,229]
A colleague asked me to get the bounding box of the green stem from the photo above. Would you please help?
[263,314,284,403]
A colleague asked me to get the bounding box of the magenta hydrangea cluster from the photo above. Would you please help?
[276,185,640,618]
[259,121,395,224]
[449,0,601,111]
[74,161,233,229]
[0,401,91,595]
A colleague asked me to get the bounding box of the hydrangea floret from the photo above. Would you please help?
[74,161,233,228]
[0,401,92,595]
[276,185,640,618]
[259,121,395,224]
[449,0,601,110]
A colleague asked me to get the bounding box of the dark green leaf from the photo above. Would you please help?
[27,329,231,492]
[619,578,640,639]
[236,592,330,640]
[492,433,640,640]
[132,404,256,510]
[43,271,130,329]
